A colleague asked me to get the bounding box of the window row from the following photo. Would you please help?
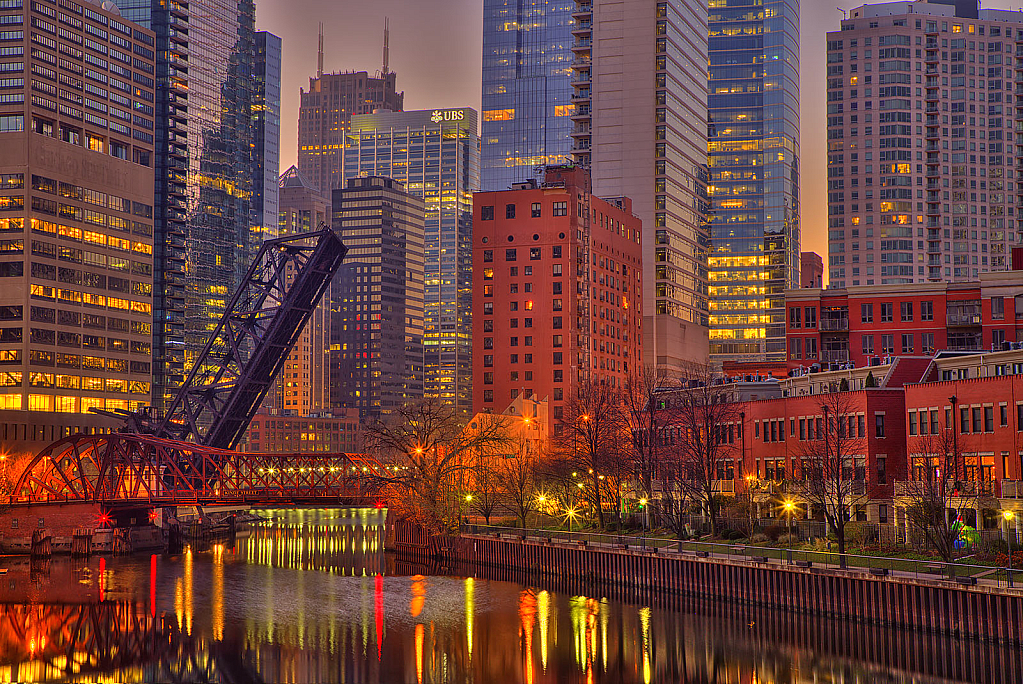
[479,201,568,221]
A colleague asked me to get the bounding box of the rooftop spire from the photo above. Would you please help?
[317,22,324,78]
[382,17,390,75]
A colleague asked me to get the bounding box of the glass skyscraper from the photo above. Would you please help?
[481,0,575,191]
[707,0,800,362]
[253,32,282,246]
[119,0,260,407]
[344,108,479,418]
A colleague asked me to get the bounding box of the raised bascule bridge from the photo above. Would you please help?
[0,229,386,548]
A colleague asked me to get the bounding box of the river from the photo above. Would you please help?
[0,507,1018,683]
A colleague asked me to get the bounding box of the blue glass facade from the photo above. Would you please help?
[118,0,258,406]
[345,109,480,418]
[481,0,575,191]
[707,0,800,361]
[253,32,282,247]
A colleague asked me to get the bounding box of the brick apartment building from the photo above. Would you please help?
[786,270,1023,370]
[471,166,643,433]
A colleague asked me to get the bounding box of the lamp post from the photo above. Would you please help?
[783,499,795,564]
[822,404,831,539]
[949,394,958,480]
[1005,510,1016,585]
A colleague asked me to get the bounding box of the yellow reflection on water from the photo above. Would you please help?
[415,623,424,684]
[639,606,652,684]
[183,546,193,635]
[464,577,475,662]
[212,544,224,641]
[519,589,536,684]
[538,590,549,672]
[410,575,426,618]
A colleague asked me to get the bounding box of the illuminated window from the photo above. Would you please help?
[27,394,52,411]
[54,395,76,412]
[80,397,102,413]
[483,109,515,122]
[0,393,20,409]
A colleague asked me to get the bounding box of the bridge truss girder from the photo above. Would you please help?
[10,434,382,506]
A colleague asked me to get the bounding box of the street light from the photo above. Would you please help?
[783,499,795,563]
[1005,510,1016,583]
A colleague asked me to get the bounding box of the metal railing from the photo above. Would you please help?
[461,524,1023,590]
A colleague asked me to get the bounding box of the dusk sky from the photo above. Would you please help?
[257,0,1022,266]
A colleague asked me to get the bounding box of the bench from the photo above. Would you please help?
[576,540,588,548]
[955,576,978,586]
[795,560,812,569]
[695,550,709,558]
[925,564,946,575]
[750,555,770,564]
[613,543,628,550]
[869,567,889,577]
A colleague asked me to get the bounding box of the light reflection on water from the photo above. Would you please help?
[0,507,1016,683]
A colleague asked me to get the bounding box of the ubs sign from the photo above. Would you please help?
[430,109,465,123]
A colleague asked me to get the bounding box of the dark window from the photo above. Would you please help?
[0,261,22,277]
[861,303,873,323]
[984,406,994,432]
[531,202,541,218]
[483,250,493,262]
[880,302,893,322]
[483,355,493,367]
[901,333,913,353]
[1001,404,1008,427]
[552,246,562,258]
[921,300,933,320]
[505,203,515,219]
[862,334,874,355]
[481,205,494,221]
[552,282,562,295]
[483,319,493,332]
[900,301,913,321]
[505,248,516,261]
[790,307,801,328]
[552,201,567,216]
[552,316,562,329]
[875,414,885,438]
[553,369,563,382]
[483,390,493,402]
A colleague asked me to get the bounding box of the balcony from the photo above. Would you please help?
[896,480,996,498]
[711,480,735,494]
[947,310,982,326]
[820,317,849,332]
[1002,480,1023,498]
[821,349,850,363]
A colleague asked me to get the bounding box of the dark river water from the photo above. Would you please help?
[0,507,1019,683]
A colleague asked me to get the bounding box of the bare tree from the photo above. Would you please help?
[554,379,631,530]
[495,442,539,528]
[668,362,741,537]
[465,449,502,525]
[622,364,673,515]
[901,422,980,562]
[365,399,509,533]
[796,391,867,556]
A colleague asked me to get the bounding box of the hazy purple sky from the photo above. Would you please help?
[257,0,1021,262]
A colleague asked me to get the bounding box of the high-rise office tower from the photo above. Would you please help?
[707,0,800,362]
[297,29,404,194]
[827,1,1020,288]
[571,0,710,370]
[344,108,480,418]
[480,0,576,191]
[332,176,426,421]
[253,32,282,246]
[471,166,643,433]
[0,0,157,453]
[120,0,259,408]
[267,166,331,415]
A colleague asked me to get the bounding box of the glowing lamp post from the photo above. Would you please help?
[783,499,795,564]
[1005,510,1016,584]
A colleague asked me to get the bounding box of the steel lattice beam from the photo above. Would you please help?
[10,434,383,506]
[153,229,347,450]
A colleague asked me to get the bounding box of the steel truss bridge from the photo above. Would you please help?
[8,433,384,508]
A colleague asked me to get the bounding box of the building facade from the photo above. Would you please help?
[480,0,575,191]
[266,166,332,415]
[826,1,1022,288]
[800,251,823,289]
[239,410,362,454]
[0,0,157,453]
[331,176,425,422]
[707,0,800,362]
[344,108,479,418]
[570,0,710,371]
[252,31,282,246]
[297,70,404,194]
[471,166,643,433]
[121,0,259,409]
[786,270,1023,369]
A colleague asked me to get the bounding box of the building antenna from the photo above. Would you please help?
[382,17,390,75]
[317,22,324,78]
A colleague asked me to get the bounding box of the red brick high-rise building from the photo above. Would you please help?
[472,166,643,433]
